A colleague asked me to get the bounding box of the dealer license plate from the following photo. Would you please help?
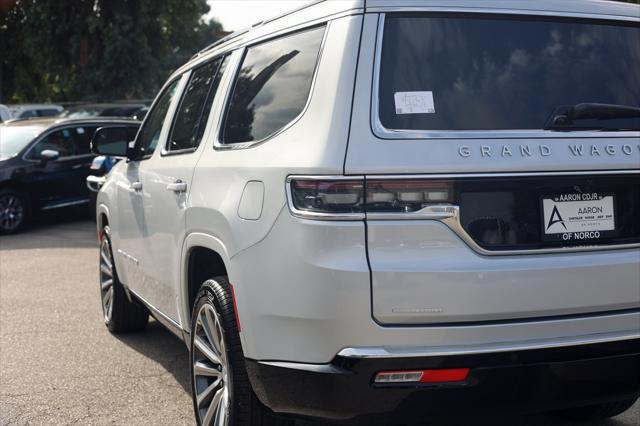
[542,193,616,242]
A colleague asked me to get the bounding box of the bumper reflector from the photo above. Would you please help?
[375,368,469,384]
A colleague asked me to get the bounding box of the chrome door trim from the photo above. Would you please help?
[337,329,640,359]
[128,287,186,341]
[370,13,640,141]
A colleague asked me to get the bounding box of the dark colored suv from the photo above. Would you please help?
[0,117,139,233]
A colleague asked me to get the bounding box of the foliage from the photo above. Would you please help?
[0,0,223,103]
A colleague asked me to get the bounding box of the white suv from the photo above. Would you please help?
[92,1,640,425]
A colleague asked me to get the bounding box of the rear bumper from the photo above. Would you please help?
[246,339,640,423]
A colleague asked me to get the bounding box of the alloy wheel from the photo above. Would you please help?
[193,303,231,425]
[99,237,115,322]
[0,193,24,232]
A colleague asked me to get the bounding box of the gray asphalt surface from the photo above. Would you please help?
[1,217,638,425]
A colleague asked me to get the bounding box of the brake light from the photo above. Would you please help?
[288,177,454,216]
[289,179,364,214]
[366,179,454,213]
[374,368,469,384]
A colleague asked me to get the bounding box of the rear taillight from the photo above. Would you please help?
[366,179,454,213]
[289,179,365,216]
[288,177,455,218]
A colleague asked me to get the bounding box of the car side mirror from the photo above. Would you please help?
[91,126,131,158]
[40,149,60,165]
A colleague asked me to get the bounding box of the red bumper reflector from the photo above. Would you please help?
[375,368,469,384]
[420,368,469,383]
[229,284,241,332]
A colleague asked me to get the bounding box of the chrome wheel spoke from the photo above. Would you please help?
[193,301,231,426]
[100,249,112,269]
[200,309,219,356]
[101,278,113,291]
[102,287,113,316]
[194,335,222,366]
[100,263,112,277]
[194,361,222,378]
[202,387,223,425]
[197,379,220,407]
[99,238,116,322]
[214,390,228,426]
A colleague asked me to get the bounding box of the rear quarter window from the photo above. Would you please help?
[221,26,325,144]
[378,14,640,132]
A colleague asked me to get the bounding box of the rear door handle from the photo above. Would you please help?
[166,179,187,193]
[131,181,143,191]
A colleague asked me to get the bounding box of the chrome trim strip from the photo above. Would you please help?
[128,287,186,341]
[285,171,640,255]
[366,204,455,221]
[365,169,640,179]
[285,174,366,221]
[257,361,346,374]
[371,13,640,140]
[338,330,640,359]
[213,23,331,151]
[40,199,90,210]
[365,6,640,22]
[436,206,640,256]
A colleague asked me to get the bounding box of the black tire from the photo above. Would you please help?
[0,189,29,234]
[554,398,637,422]
[100,225,149,333]
[190,277,292,426]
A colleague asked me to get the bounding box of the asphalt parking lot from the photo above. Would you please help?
[1,216,638,426]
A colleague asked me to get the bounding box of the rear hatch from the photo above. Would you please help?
[345,10,640,324]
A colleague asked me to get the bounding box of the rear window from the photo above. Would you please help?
[221,26,325,144]
[378,14,640,132]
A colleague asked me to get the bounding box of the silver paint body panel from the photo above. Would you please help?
[96,0,640,364]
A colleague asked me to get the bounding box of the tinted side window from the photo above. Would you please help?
[27,126,97,159]
[38,109,61,117]
[167,56,228,152]
[222,26,324,144]
[135,79,180,158]
[72,126,98,155]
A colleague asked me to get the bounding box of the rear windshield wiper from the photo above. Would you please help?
[545,103,640,131]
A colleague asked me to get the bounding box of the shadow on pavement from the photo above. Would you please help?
[114,319,191,394]
[0,207,97,250]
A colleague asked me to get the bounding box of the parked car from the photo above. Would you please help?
[91,1,640,425]
[7,104,63,119]
[60,103,148,119]
[0,117,139,233]
[0,104,11,122]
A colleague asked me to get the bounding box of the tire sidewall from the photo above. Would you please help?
[190,281,236,426]
[100,226,115,324]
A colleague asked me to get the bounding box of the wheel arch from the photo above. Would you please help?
[181,233,234,328]
[96,203,109,229]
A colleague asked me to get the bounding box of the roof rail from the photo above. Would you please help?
[192,28,250,60]
[191,0,326,60]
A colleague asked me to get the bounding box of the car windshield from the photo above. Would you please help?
[61,105,143,118]
[378,14,640,131]
[0,126,41,160]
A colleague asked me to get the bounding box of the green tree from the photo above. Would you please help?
[0,0,223,103]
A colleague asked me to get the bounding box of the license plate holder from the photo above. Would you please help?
[541,192,617,243]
